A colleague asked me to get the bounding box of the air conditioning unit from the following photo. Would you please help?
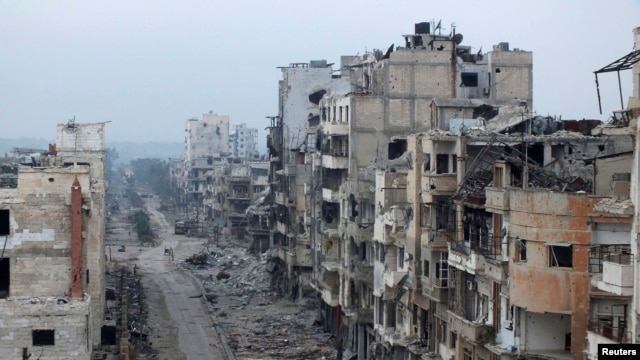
[466,280,476,291]
[502,320,513,330]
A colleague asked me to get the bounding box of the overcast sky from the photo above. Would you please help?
[1,1,638,151]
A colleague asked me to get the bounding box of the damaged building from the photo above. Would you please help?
[0,121,107,359]
[246,22,640,360]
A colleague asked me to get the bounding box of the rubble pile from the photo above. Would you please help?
[183,240,337,359]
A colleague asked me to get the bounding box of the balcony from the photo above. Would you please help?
[448,242,486,275]
[588,320,630,343]
[422,173,457,194]
[383,269,408,288]
[322,154,348,169]
[485,187,509,212]
[421,228,451,250]
[592,254,634,296]
[322,187,341,203]
[420,276,448,302]
[310,277,339,307]
[346,258,374,285]
[323,121,349,136]
[275,191,286,205]
[447,311,494,344]
[344,307,374,324]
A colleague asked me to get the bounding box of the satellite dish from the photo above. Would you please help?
[453,33,463,45]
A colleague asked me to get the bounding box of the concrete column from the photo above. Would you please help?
[71,176,83,299]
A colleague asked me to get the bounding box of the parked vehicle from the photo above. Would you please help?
[174,220,186,235]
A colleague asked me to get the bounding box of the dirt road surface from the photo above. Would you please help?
[108,190,335,359]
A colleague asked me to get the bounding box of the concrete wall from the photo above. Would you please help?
[487,49,533,107]
[0,297,92,360]
[523,311,571,352]
[185,113,230,163]
[507,189,602,357]
[594,153,632,197]
[56,123,105,152]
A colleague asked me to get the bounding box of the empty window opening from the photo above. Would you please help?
[549,244,572,267]
[423,260,430,277]
[424,154,431,172]
[398,247,405,268]
[101,325,117,346]
[0,210,9,236]
[451,155,457,173]
[388,140,407,160]
[461,73,478,87]
[436,154,449,174]
[518,240,527,262]
[33,330,55,346]
[450,331,457,349]
[349,194,359,219]
[0,258,9,298]
[494,166,504,188]
[308,89,326,105]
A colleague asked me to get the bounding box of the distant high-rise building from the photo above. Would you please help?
[229,123,258,158]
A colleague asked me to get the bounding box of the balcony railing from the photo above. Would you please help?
[588,320,631,343]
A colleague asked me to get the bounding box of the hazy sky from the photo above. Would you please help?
[1,1,638,151]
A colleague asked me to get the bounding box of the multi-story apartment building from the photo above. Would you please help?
[183,112,230,224]
[229,123,259,159]
[262,60,350,300]
[248,22,640,360]
[307,22,533,359]
[0,121,106,359]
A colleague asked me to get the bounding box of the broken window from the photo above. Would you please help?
[345,106,349,122]
[32,330,55,346]
[461,72,478,87]
[549,244,572,267]
[388,140,407,160]
[308,89,326,105]
[0,209,9,236]
[424,154,431,172]
[435,254,449,287]
[349,194,358,219]
[398,247,405,268]
[517,239,527,262]
[463,347,472,360]
[423,260,430,277]
[0,258,9,299]
[436,154,449,174]
[450,331,457,349]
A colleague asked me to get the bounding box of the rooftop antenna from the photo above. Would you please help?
[67,116,77,129]
[435,20,442,35]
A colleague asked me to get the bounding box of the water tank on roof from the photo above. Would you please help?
[309,60,327,68]
[415,22,430,34]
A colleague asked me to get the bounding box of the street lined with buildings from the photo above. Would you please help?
[1,20,640,360]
